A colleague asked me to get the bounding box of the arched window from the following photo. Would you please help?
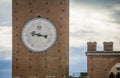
[109,72,115,78]
[116,72,120,78]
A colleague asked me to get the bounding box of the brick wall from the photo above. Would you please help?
[86,42,120,78]
[12,0,69,78]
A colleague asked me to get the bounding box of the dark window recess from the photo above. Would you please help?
[116,72,120,78]
[60,17,62,20]
[59,65,61,68]
[59,57,62,60]
[29,66,31,68]
[58,50,61,52]
[20,75,22,77]
[47,10,50,13]
[16,3,18,5]
[61,74,64,77]
[58,42,61,45]
[30,10,32,13]
[37,16,41,18]
[105,69,107,71]
[60,25,62,28]
[91,68,93,71]
[17,51,19,53]
[16,18,18,20]
[46,2,48,5]
[29,2,31,6]
[15,10,17,13]
[29,51,32,53]
[60,33,62,36]
[17,43,19,45]
[109,72,115,78]
[16,59,18,61]
[60,1,64,4]
[29,58,32,61]
[16,66,18,69]
[45,57,47,60]
[62,9,65,12]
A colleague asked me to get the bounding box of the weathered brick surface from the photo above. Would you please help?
[87,42,120,78]
[87,55,120,78]
[87,42,97,52]
[103,42,113,51]
[12,0,69,78]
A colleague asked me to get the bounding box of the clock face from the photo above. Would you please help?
[21,17,57,52]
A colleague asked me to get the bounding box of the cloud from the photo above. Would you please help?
[71,0,120,9]
[0,26,12,51]
[0,0,12,78]
[70,0,120,25]
[110,9,120,24]
[0,51,12,60]
[0,26,12,60]
[69,1,120,74]
[70,0,120,51]
[69,1,120,75]
[0,0,12,26]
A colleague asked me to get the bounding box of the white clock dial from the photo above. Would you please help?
[21,17,57,52]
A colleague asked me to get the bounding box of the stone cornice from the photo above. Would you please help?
[86,51,120,56]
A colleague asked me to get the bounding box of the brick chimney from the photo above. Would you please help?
[87,42,97,52]
[103,42,113,51]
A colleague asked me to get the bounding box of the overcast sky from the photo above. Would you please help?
[70,0,120,75]
[0,0,12,78]
[70,0,120,76]
[0,0,120,77]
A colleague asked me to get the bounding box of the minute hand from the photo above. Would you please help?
[36,33,47,39]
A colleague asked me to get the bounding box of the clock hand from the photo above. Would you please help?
[36,33,47,39]
[30,31,47,39]
[44,35,47,39]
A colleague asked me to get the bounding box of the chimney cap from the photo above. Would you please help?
[103,42,113,44]
[87,42,97,44]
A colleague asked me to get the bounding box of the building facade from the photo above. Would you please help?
[12,0,69,78]
[86,42,120,78]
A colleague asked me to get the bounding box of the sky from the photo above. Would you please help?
[0,0,12,78]
[70,0,120,76]
[0,0,120,77]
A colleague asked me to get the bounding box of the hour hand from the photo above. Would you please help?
[36,33,47,39]
[30,31,47,39]
[44,35,47,39]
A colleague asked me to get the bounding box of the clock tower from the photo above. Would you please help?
[12,0,69,78]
